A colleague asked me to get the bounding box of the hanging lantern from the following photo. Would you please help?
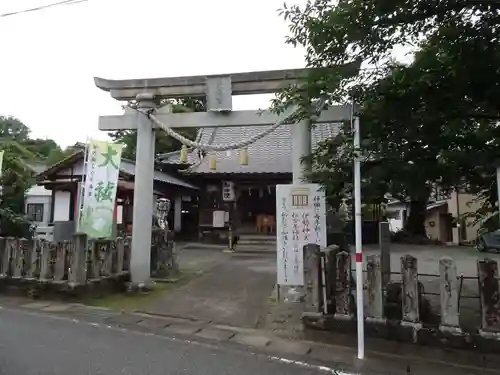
[209,153,217,170]
[239,147,249,165]
[179,145,188,163]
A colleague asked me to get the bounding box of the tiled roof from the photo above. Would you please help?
[37,150,198,190]
[159,123,342,174]
[119,159,199,190]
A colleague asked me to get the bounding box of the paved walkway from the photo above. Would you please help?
[0,298,497,375]
[145,249,277,328]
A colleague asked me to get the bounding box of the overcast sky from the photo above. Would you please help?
[0,0,305,147]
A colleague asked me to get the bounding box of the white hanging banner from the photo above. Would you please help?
[276,184,327,286]
[79,140,123,238]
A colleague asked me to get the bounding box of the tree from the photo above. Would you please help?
[108,98,205,160]
[22,138,74,165]
[0,116,69,236]
[0,139,39,237]
[280,0,500,235]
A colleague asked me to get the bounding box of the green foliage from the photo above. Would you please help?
[280,0,500,235]
[0,116,67,236]
[108,98,204,160]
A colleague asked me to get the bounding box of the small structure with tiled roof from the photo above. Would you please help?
[37,150,199,238]
[157,123,341,240]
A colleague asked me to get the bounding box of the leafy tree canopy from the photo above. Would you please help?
[0,116,69,236]
[280,0,500,235]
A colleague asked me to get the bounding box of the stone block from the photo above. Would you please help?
[266,338,312,356]
[41,304,72,312]
[104,314,144,326]
[477,258,500,332]
[164,323,203,336]
[137,318,172,330]
[231,333,271,348]
[21,302,51,309]
[195,327,235,341]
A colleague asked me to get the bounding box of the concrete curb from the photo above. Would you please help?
[6,299,500,375]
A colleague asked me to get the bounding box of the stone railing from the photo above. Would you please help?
[0,234,131,297]
[0,228,177,297]
[302,244,500,352]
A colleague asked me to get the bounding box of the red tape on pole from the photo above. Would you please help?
[355,252,362,263]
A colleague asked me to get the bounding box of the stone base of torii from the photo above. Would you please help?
[94,68,356,288]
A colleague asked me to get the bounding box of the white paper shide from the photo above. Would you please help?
[276,184,327,286]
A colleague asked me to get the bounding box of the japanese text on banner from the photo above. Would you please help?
[79,140,123,239]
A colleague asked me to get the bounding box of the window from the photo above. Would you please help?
[26,203,44,222]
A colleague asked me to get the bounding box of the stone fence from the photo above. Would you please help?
[302,244,500,352]
[0,229,176,298]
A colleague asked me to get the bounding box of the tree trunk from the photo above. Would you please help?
[404,199,428,236]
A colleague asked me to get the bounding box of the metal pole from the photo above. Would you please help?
[353,115,365,360]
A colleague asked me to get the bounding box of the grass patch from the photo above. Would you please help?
[83,269,202,312]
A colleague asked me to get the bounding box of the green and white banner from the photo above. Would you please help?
[79,140,123,239]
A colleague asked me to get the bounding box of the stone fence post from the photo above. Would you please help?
[366,254,384,321]
[478,258,500,335]
[334,251,353,317]
[54,241,70,281]
[303,243,322,315]
[27,239,41,279]
[401,255,420,324]
[69,234,87,285]
[439,257,461,332]
[10,238,23,278]
[39,241,53,280]
[379,221,391,288]
[115,237,125,273]
[0,237,8,277]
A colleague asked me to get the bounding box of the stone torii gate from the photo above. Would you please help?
[94,69,353,287]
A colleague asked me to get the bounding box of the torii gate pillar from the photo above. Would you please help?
[292,120,312,183]
[130,93,156,286]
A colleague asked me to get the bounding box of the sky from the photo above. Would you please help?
[0,0,306,147]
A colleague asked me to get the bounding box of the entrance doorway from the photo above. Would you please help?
[237,185,276,233]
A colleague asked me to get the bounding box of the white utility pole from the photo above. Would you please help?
[353,115,365,360]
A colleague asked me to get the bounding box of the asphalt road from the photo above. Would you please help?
[0,307,331,375]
